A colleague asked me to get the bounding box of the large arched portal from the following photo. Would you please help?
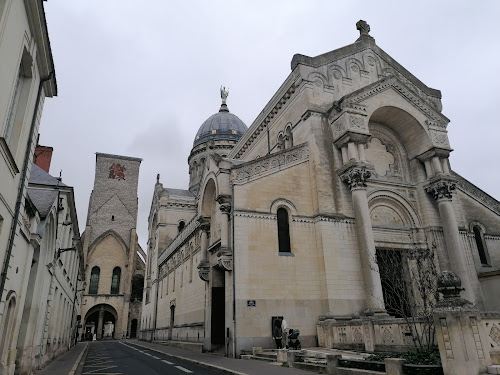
[84,304,118,340]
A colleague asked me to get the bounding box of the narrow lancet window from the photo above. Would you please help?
[473,226,489,265]
[111,267,121,294]
[89,266,100,294]
[277,208,291,253]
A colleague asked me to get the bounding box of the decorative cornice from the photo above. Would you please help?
[424,176,457,201]
[339,76,449,125]
[231,143,309,185]
[338,162,373,191]
[234,83,297,159]
[452,171,500,216]
[158,215,200,265]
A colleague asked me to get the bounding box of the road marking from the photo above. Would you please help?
[151,356,160,359]
[175,366,193,373]
[162,359,174,365]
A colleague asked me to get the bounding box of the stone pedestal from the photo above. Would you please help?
[433,271,491,375]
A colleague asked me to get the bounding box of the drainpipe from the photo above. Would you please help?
[231,183,236,358]
[0,71,55,305]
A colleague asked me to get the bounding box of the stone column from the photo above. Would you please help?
[97,308,104,340]
[424,176,475,303]
[217,201,233,271]
[339,162,385,312]
[197,217,210,281]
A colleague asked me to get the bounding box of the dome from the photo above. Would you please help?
[193,103,247,147]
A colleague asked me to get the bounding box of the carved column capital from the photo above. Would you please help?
[216,248,233,271]
[219,204,231,214]
[424,176,457,201]
[338,162,372,191]
[197,216,210,232]
[197,260,210,282]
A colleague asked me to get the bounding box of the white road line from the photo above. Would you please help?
[175,366,193,373]
[162,359,173,365]
[151,356,160,359]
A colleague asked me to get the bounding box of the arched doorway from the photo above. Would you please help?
[130,319,138,338]
[84,304,118,340]
[0,295,16,367]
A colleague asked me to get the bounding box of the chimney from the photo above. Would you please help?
[34,135,53,173]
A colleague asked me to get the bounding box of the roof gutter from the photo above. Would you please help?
[0,71,55,305]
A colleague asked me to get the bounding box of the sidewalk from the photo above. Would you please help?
[34,342,88,375]
[129,339,314,375]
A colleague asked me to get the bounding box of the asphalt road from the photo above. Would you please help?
[82,341,225,375]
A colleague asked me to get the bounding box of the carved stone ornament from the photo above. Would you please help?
[217,248,233,271]
[220,204,231,214]
[197,216,210,232]
[424,176,457,201]
[197,261,210,282]
[339,162,372,191]
[435,271,477,312]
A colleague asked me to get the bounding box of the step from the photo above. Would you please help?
[488,365,500,374]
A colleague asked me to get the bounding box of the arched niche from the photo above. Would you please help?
[368,106,431,159]
[368,190,421,230]
[199,177,218,218]
[365,122,411,183]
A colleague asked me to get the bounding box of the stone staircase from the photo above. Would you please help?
[241,348,279,363]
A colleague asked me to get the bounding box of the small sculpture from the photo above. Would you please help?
[220,86,229,104]
[356,20,370,37]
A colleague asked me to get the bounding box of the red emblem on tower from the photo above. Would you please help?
[109,163,126,180]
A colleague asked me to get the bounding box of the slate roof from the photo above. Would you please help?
[29,163,67,186]
[164,188,194,198]
[27,188,58,218]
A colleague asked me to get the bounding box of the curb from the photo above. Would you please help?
[72,343,89,375]
[128,341,248,375]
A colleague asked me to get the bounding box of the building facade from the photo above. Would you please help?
[141,21,500,356]
[0,1,58,374]
[80,153,145,341]
[14,164,83,374]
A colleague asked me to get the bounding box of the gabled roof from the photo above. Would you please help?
[291,31,441,99]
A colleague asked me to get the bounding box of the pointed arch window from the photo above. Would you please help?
[89,266,100,294]
[111,267,121,294]
[473,225,490,265]
[277,208,291,253]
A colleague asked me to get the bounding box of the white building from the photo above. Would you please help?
[0,0,59,373]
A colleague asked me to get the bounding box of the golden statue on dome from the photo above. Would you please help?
[220,86,229,104]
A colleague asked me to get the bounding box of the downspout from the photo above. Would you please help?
[231,183,236,358]
[0,71,55,305]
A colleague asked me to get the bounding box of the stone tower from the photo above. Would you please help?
[80,153,145,340]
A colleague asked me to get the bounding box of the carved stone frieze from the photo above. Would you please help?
[331,111,369,142]
[216,248,233,271]
[339,162,373,191]
[197,260,210,282]
[232,143,309,184]
[424,176,457,201]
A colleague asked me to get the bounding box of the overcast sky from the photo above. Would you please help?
[40,1,500,250]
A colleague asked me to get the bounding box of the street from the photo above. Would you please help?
[82,341,225,375]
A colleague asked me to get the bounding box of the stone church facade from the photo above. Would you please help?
[80,153,145,341]
[140,21,500,356]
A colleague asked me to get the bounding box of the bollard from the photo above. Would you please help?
[252,347,262,356]
[384,358,405,375]
[287,350,298,368]
[326,354,341,375]
[276,349,287,363]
